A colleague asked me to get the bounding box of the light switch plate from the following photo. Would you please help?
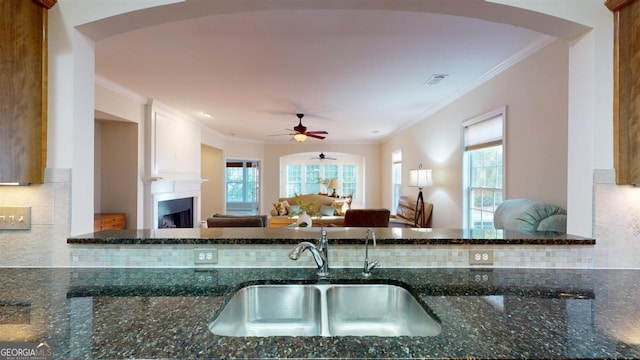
[0,207,31,230]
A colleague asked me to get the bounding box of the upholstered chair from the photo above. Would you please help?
[344,209,391,227]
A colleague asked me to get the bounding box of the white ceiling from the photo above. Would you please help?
[88,0,588,144]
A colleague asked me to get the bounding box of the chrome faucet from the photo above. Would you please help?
[362,228,379,277]
[289,229,329,277]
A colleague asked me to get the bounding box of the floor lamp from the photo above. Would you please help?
[409,166,433,228]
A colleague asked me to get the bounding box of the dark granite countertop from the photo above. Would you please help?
[3,267,638,359]
[67,227,595,245]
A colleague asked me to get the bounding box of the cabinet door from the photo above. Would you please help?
[0,0,48,183]
[608,0,640,184]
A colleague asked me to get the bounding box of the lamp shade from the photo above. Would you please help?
[328,179,339,189]
[293,133,307,142]
[409,168,433,188]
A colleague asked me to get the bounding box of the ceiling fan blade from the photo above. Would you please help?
[306,133,326,140]
[306,130,328,135]
[268,133,294,137]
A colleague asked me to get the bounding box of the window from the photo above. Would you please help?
[284,162,358,198]
[323,164,338,181]
[305,165,321,194]
[462,108,505,229]
[226,160,260,213]
[342,165,358,198]
[226,165,244,202]
[286,165,302,196]
[391,150,402,215]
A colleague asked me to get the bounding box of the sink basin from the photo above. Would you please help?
[208,284,322,336]
[209,283,440,337]
[326,284,441,336]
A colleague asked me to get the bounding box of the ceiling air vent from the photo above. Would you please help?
[424,74,449,85]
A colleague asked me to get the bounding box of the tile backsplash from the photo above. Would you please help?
[68,243,593,268]
[0,168,71,267]
[593,169,640,268]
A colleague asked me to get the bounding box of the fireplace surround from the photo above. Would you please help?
[148,179,202,229]
[158,197,193,228]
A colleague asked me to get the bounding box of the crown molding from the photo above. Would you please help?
[95,75,148,104]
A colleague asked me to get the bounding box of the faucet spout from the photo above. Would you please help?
[362,228,379,277]
[289,241,326,267]
[289,229,329,277]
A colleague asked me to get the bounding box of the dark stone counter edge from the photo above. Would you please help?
[67,237,595,245]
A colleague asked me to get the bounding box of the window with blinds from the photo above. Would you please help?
[391,149,402,215]
[462,108,506,229]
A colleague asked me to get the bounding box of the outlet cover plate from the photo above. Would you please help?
[469,249,493,265]
[194,249,218,265]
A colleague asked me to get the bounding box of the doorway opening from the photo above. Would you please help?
[226,159,260,215]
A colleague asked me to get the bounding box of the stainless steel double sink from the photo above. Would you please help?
[208,283,441,337]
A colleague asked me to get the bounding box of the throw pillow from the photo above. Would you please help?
[286,204,301,216]
[319,205,336,216]
[331,200,348,216]
[273,200,290,216]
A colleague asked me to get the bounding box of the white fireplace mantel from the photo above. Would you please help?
[143,100,207,229]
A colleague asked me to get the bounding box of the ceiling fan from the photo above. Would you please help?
[270,113,328,142]
[310,152,337,161]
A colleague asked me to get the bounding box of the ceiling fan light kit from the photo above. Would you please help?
[271,113,328,142]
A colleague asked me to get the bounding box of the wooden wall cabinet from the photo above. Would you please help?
[607,0,640,184]
[0,0,53,184]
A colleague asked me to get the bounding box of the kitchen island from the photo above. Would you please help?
[3,266,639,359]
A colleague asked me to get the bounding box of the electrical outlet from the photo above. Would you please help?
[194,249,218,265]
[469,250,493,265]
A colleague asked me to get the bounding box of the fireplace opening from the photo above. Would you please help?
[158,197,194,228]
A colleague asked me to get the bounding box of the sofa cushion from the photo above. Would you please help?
[344,208,390,227]
[395,195,416,222]
[493,199,567,233]
[273,194,337,216]
[273,200,290,216]
[285,204,301,215]
[389,195,433,228]
[207,214,267,227]
[319,205,336,216]
[331,199,349,215]
[536,214,567,233]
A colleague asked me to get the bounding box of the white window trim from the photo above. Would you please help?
[391,149,402,215]
[461,106,507,228]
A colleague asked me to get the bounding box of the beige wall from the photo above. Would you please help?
[201,144,225,220]
[382,39,569,228]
